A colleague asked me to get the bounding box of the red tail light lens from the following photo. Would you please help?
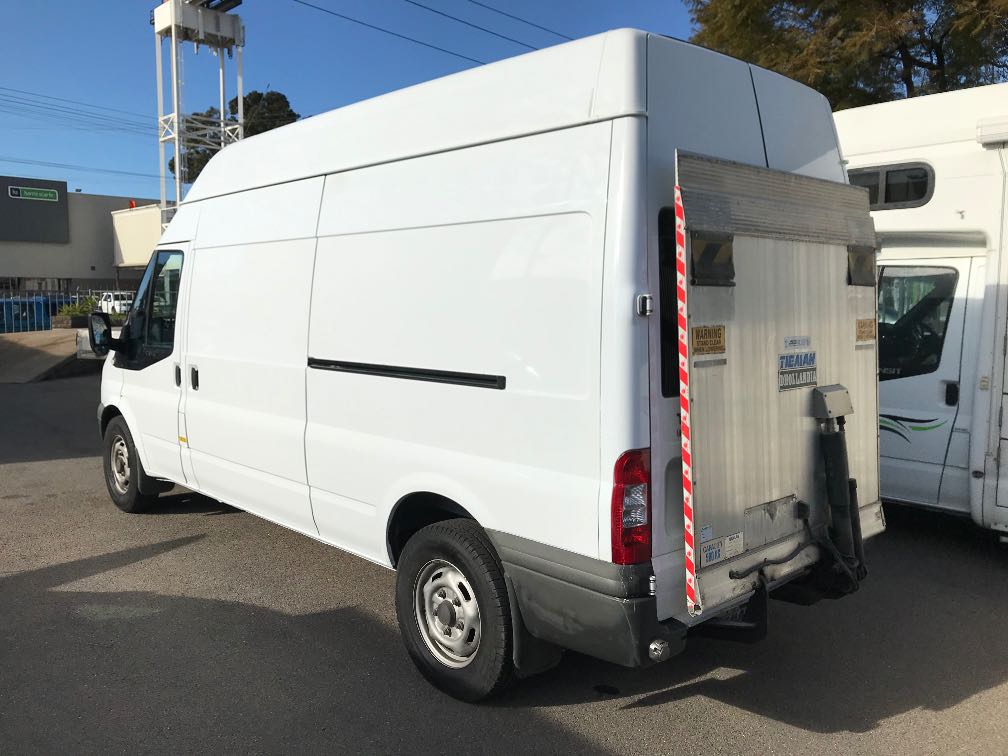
[611,448,651,565]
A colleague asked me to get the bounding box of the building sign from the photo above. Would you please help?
[0,176,69,244]
[9,186,59,202]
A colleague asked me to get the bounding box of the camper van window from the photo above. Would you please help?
[657,208,680,398]
[877,266,957,381]
[884,167,930,204]
[849,171,880,206]
[849,163,933,210]
[116,249,184,370]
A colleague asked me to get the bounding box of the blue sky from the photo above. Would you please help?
[0,1,692,201]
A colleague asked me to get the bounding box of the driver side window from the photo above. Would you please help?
[116,249,184,370]
[877,266,957,381]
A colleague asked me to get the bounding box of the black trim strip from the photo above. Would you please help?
[307,358,506,390]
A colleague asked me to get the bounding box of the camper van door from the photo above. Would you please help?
[877,257,984,510]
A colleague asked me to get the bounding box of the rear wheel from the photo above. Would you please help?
[395,518,514,701]
[102,416,159,513]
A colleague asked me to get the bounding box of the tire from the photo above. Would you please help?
[102,416,159,514]
[395,518,514,702]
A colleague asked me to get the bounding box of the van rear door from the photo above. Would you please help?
[649,153,881,622]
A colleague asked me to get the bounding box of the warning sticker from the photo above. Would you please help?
[700,531,745,567]
[778,351,817,392]
[856,318,877,342]
[691,325,726,355]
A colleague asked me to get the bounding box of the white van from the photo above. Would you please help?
[835,84,1008,535]
[89,30,884,701]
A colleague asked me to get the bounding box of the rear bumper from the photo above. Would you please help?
[487,531,686,668]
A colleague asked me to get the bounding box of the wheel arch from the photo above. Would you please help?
[99,404,123,438]
[386,491,476,567]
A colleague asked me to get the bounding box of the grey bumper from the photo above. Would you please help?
[488,531,686,668]
[97,402,105,438]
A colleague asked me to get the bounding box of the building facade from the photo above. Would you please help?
[0,175,155,291]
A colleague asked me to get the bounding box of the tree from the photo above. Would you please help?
[687,1,1008,109]
[169,90,300,182]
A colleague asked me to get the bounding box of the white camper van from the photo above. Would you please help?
[89,30,883,701]
[835,84,1008,535]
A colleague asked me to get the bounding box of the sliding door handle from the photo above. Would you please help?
[174,363,181,387]
[190,365,199,391]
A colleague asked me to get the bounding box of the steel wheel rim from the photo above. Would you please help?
[110,435,130,494]
[414,558,482,669]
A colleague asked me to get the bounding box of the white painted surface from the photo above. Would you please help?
[749,66,845,181]
[183,231,320,536]
[186,29,647,203]
[308,123,609,561]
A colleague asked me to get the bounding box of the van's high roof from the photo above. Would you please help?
[834,82,1008,157]
[185,29,826,202]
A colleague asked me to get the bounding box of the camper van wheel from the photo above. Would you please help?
[102,417,158,514]
[395,518,514,702]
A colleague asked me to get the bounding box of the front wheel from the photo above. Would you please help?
[395,519,514,702]
[102,416,159,513]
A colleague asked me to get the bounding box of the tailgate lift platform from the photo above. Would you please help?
[668,152,882,620]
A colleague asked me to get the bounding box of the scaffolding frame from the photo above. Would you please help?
[154,0,244,227]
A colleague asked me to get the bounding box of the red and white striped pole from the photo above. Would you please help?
[674,185,701,617]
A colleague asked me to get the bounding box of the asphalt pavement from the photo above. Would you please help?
[2,374,1007,754]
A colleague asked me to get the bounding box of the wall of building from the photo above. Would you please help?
[0,185,156,288]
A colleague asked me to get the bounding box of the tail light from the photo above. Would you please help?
[611,448,651,564]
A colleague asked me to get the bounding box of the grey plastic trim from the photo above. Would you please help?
[307,358,506,390]
[675,151,876,248]
[485,530,652,599]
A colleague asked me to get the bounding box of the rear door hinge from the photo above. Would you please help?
[636,294,654,317]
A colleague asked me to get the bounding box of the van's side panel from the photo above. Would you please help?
[183,177,324,536]
[305,124,612,564]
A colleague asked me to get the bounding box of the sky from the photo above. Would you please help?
[0,1,693,201]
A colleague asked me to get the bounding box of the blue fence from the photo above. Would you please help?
[0,291,81,334]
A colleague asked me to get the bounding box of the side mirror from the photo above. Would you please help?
[88,312,114,356]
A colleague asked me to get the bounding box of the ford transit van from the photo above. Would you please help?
[89,30,884,701]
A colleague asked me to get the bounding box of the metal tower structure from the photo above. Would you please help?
[153,0,245,226]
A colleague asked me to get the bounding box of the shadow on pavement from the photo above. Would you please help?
[0,374,101,465]
[494,505,1008,732]
[150,490,239,516]
[0,536,602,753]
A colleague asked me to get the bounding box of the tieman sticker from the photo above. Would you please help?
[778,350,817,391]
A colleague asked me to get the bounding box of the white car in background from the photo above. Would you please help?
[97,291,133,315]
